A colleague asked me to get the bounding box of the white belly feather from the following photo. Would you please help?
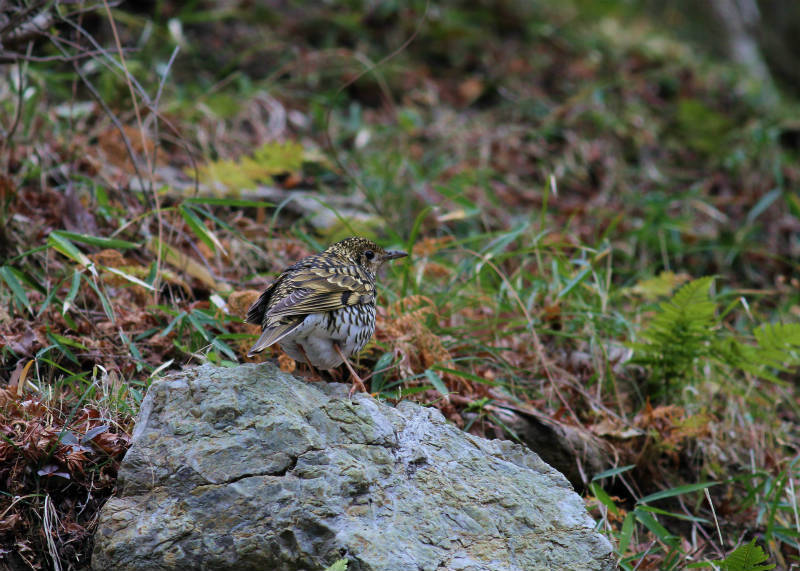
[279,305,376,370]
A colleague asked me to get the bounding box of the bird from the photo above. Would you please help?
[245,237,407,396]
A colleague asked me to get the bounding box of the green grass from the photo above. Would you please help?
[1,1,800,569]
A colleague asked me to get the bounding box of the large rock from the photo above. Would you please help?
[92,363,616,571]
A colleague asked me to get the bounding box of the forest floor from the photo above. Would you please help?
[1,2,799,570]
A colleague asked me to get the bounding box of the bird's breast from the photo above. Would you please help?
[278,304,376,370]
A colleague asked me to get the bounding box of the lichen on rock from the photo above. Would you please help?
[92,363,615,571]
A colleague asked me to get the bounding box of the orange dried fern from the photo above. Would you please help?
[376,295,465,392]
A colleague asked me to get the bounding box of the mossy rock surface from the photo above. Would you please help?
[92,363,615,571]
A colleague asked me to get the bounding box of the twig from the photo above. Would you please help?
[43,495,62,571]
[0,0,46,38]
[1,41,31,164]
[54,42,147,187]
[704,487,724,549]
[54,15,151,107]
[0,46,134,64]
[149,45,181,172]
[102,0,163,302]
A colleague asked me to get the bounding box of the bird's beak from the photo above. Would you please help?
[383,250,408,261]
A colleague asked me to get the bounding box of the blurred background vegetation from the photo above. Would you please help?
[1,1,799,569]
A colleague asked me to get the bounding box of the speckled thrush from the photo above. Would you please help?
[245,237,407,396]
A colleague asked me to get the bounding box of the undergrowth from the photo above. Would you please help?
[1,1,800,569]
[630,276,800,398]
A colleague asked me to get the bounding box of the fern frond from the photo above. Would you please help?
[708,538,775,571]
[754,322,800,366]
[324,559,349,571]
[643,276,716,340]
[632,277,718,394]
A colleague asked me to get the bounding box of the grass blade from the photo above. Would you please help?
[48,231,95,273]
[618,512,635,555]
[592,465,636,481]
[180,204,225,254]
[0,266,32,314]
[634,509,677,547]
[63,270,82,314]
[424,368,449,397]
[640,482,718,504]
[52,230,139,250]
[102,266,156,290]
[185,197,274,208]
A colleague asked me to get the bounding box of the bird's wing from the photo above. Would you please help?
[245,264,374,355]
[245,279,280,325]
[265,265,374,321]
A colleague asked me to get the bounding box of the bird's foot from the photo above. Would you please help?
[294,365,323,382]
[296,346,324,381]
[333,343,369,398]
[347,373,368,398]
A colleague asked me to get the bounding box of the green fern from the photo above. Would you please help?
[713,323,800,385]
[631,276,717,394]
[688,539,775,570]
[632,276,800,400]
[324,559,348,571]
[753,322,800,369]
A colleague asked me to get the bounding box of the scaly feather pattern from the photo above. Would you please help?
[245,238,407,383]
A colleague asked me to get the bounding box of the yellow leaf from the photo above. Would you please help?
[626,271,691,301]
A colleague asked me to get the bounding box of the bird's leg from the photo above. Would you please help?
[333,343,367,397]
[297,345,322,381]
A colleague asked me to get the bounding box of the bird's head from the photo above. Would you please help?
[327,237,407,274]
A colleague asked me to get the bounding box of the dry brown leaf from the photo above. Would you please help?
[96,124,157,172]
[227,290,261,319]
[278,352,296,373]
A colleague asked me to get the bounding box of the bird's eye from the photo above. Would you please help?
[364,250,375,261]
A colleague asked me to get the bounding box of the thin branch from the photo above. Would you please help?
[148,45,180,178]
[0,46,134,64]
[1,10,53,46]
[1,41,31,154]
[102,0,163,302]
[0,0,47,37]
[52,38,147,188]
[54,15,151,106]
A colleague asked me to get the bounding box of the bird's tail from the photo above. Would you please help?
[246,319,303,357]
